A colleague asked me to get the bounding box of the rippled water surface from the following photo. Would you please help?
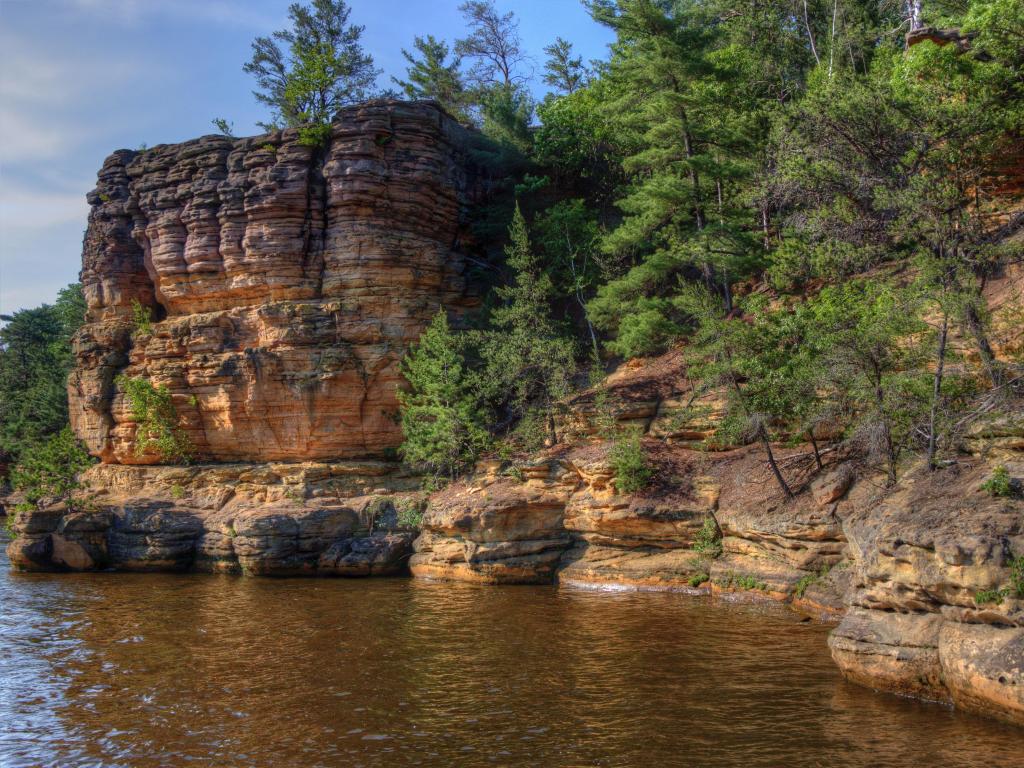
[1,536,1021,767]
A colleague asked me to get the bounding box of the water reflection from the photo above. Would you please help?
[1,539,1020,767]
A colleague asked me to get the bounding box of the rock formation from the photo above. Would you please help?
[6,102,1023,729]
[70,99,485,465]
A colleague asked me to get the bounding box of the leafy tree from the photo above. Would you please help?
[244,0,379,143]
[680,286,823,498]
[543,37,589,95]
[802,282,931,485]
[531,200,602,355]
[398,311,489,480]
[11,427,95,512]
[393,35,470,121]
[482,205,577,446]
[0,284,86,469]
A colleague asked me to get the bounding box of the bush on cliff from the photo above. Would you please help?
[117,377,194,465]
[610,429,652,494]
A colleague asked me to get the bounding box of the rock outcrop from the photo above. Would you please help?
[7,462,424,577]
[70,100,485,465]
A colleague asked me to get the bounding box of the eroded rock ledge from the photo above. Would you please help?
[8,462,424,577]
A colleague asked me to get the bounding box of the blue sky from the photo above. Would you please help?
[0,0,613,314]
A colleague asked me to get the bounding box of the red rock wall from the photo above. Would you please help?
[69,100,486,464]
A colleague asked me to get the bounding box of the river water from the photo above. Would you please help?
[1,537,1020,767]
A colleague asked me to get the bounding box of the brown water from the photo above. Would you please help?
[1,539,1021,767]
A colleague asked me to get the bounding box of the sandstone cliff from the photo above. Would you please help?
[70,99,485,465]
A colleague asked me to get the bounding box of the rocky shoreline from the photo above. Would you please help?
[8,439,1023,727]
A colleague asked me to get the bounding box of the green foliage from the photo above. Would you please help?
[398,310,489,480]
[480,205,577,445]
[10,427,94,511]
[170,484,186,500]
[118,376,194,464]
[211,117,235,137]
[542,37,589,96]
[981,465,1014,497]
[692,516,722,559]
[393,35,469,121]
[0,284,86,467]
[716,571,769,592]
[688,572,709,588]
[1010,555,1024,598]
[396,499,426,529]
[794,564,834,599]
[609,429,652,494]
[244,0,380,133]
[130,299,152,336]
[974,588,1007,606]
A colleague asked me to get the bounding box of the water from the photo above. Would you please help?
[1,537,1020,768]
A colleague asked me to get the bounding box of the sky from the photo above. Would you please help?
[0,0,614,315]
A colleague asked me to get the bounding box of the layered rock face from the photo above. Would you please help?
[69,100,484,464]
[9,462,424,577]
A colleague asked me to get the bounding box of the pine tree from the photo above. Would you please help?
[398,311,489,480]
[392,35,469,121]
[483,205,577,447]
[244,0,380,143]
[543,38,589,95]
[585,0,764,358]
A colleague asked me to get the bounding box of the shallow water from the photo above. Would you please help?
[1,537,1021,767]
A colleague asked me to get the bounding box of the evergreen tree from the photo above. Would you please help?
[585,0,765,358]
[244,0,380,143]
[398,311,489,480]
[393,35,470,121]
[482,206,577,447]
[543,38,589,95]
[0,284,86,470]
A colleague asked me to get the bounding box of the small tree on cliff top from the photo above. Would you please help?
[398,311,490,481]
[244,0,380,144]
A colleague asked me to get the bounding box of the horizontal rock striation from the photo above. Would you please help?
[830,461,1024,726]
[8,462,424,577]
[70,100,487,464]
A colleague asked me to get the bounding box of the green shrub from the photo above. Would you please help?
[130,299,153,336]
[1010,555,1024,597]
[397,500,425,529]
[974,588,1008,606]
[688,572,709,587]
[716,571,769,592]
[10,427,95,514]
[980,465,1014,497]
[610,431,653,494]
[118,376,193,464]
[170,484,186,500]
[793,563,834,598]
[692,516,723,559]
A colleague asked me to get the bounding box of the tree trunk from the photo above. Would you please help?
[927,315,949,470]
[872,368,898,486]
[760,425,794,499]
[963,302,1001,387]
[808,429,823,472]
